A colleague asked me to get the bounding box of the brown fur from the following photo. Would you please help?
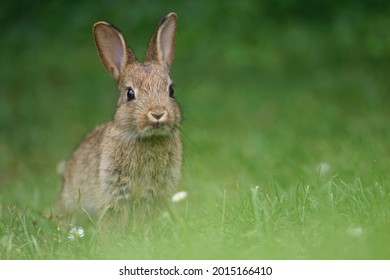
[56,13,182,223]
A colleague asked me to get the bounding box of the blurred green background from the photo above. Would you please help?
[0,0,390,259]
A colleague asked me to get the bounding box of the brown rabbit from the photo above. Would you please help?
[56,13,182,223]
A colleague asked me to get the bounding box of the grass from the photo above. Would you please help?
[1,1,390,259]
[1,177,389,259]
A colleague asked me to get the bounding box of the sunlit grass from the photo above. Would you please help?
[1,175,389,259]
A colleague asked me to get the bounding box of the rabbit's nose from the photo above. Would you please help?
[148,111,167,122]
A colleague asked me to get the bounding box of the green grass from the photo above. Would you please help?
[1,1,390,259]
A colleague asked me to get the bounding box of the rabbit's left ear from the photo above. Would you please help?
[145,12,177,69]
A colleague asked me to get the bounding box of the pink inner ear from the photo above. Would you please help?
[158,19,176,65]
[104,29,124,73]
[96,25,126,78]
[110,35,124,72]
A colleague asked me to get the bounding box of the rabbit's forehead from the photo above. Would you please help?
[122,63,171,90]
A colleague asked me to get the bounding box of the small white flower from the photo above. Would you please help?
[346,226,363,237]
[56,160,66,175]
[316,162,331,176]
[68,226,85,241]
[171,191,188,203]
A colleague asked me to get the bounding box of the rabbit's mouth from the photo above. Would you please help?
[152,120,165,129]
[142,123,172,137]
[143,110,172,135]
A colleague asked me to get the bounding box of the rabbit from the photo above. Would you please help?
[56,12,182,224]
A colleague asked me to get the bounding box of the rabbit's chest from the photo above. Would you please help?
[100,141,175,205]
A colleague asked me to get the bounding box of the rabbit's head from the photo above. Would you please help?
[93,13,180,139]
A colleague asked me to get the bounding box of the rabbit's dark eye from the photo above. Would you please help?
[169,84,174,98]
[126,87,135,101]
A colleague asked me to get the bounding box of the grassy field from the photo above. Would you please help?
[1,1,390,259]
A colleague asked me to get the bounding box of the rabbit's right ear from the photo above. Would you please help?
[93,22,136,80]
